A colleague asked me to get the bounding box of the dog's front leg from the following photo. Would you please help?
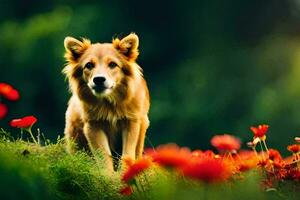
[84,122,113,171]
[122,120,140,161]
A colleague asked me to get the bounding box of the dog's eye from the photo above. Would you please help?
[85,62,94,70]
[108,61,118,69]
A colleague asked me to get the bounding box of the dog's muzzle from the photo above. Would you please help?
[91,76,112,93]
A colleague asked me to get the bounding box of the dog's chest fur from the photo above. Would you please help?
[82,98,137,133]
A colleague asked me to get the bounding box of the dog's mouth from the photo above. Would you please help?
[92,85,107,93]
[91,85,114,95]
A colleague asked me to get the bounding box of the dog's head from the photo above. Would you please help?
[63,33,140,100]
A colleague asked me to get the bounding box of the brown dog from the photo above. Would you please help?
[63,33,150,170]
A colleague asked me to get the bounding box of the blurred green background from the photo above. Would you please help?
[1,0,300,154]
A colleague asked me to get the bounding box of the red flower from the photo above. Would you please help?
[268,149,282,161]
[0,83,20,101]
[273,160,285,169]
[295,137,300,143]
[238,163,254,172]
[119,186,133,196]
[181,158,231,183]
[257,159,268,168]
[250,124,269,138]
[191,150,220,159]
[145,144,191,168]
[210,134,241,152]
[0,103,8,119]
[287,144,300,154]
[288,169,300,180]
[191,149,203,157]
[122,158,152,183]
[202,150,217,158]
[10,116,37,128]
[236,150,259,172]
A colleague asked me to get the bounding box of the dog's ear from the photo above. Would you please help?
[113,33,139,62]
[64,36,91,63]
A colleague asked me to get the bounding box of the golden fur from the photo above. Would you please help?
[63,33,150,171]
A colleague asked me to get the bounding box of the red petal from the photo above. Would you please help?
[10,115,37,128]
[5,89,20,101]
[250,127,258,134]
[0,83,20,101]
[121,158,152,183]
[0,103,8,119]
[210,134,241,152]
[181,158,231,183]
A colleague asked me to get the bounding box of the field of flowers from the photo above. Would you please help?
[0,82,300,200]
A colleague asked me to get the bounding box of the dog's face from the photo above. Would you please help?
[63,34,139,98]
[78,44,123,97]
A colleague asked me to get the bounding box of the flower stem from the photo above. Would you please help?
[262,139,269,153]
[259,141,265,160]
[25,128,38,144]
[20,128,23,140]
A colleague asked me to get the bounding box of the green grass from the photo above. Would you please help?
[0,129,299,200]
[0,129,121,200]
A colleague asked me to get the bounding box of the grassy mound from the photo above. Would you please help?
[0,129,121,200]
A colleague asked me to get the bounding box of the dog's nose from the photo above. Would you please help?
[93,76,106,86]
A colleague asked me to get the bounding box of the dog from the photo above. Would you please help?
[62,33,150,171]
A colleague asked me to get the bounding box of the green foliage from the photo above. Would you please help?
[0,150,52,200]
[0,130,121,200]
